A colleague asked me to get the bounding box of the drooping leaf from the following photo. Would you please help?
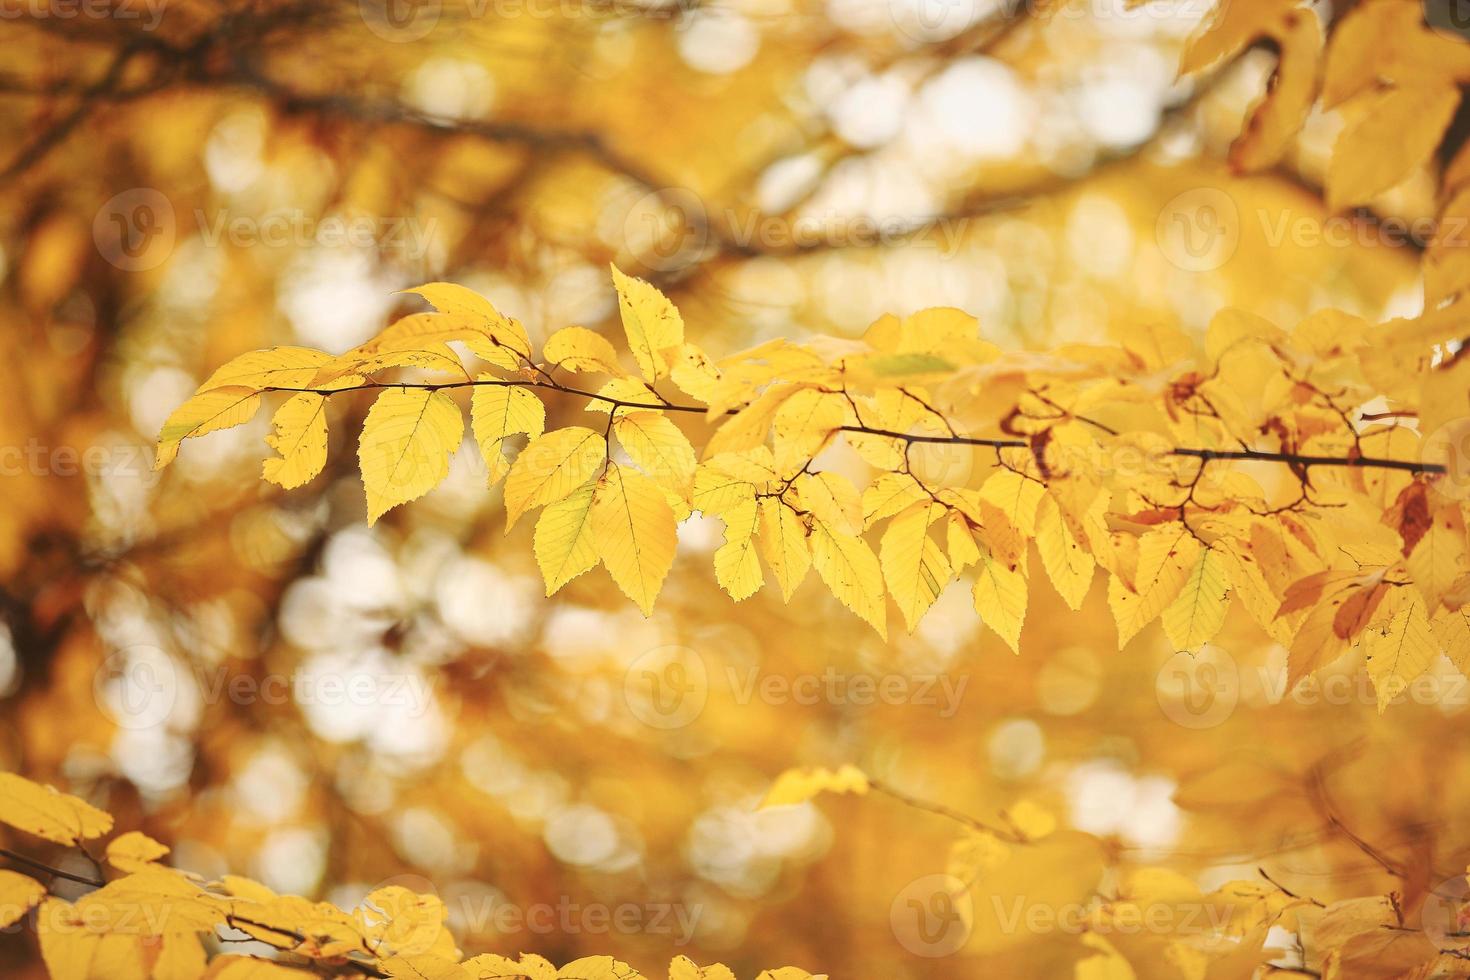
[590,462,678,615]
[358,387,464,525]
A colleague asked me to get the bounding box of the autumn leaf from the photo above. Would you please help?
[810,519,887,637]
[1363,593,1438,712]
[0,870,45,929]
[613,411,697,501]
[758,498,811,602]
[879,501,952,632]
[1161,547,1232,651]
[470,382,545,486]
[358,387,464,525]
[503,426,607,530]
[610,264,684,382]
[973,551,1027,654]
[760,764,869,808]
[534,484,600,596]
[1326,85,1460,210]
[262,392,329,489]
[543,326,625,376]
[713,498,763,601]
[105,830,170,872]
[590,462,678,615]
[155,386,262,469]
[0,772,113,844]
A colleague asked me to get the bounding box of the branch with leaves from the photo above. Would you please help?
[154,268,1469,707]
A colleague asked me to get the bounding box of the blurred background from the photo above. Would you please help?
[0,0,1464,976]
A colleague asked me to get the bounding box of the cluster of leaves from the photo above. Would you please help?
[158,267,1467,708]
[1180,0,1470,307]
[764,766,1470,979]
[0,772,821,980]
[12,764,1470,979]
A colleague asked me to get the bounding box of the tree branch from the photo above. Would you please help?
[258,376,1448,476]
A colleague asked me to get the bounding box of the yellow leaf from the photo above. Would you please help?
[704,383,801,458]
[880,502,952,632]
[0,870,44,928]
[793,472,862,534]
[534,484,600,596]
[1433,605,1470,675]
[670,956,737,980]
[771,388,846,473]
[380,955,472,980]
[543,326,624,375]
[1364,593,1438,712]
[1407,506,1469,611]
[811,520,887,637]
[205,956,317,978]
[262,392,329,489]
[357,388,464,526]
[105,830,169,873]
[714,498,763,601]
[153,932,207,980]
[403,282,532,358]
[1035,494,1095,611]
[1327,85,1460,210]
[154,386,262,469]
[503,426,606,530]
[669,344,723,403]
[947,512,981,572]
[462,953,556,979]
[1161,548,1231,651]
[1109,524,1200,649]
[610,264,683,382]
[1180,0,1322,172]
[0,772,113,844]
[758,499,811,602]
[862,472,929,529]
[693,453,769,515]
[470,381,545,486]
[613,411,697,501]
[947,830,1011,885]
[973,552,1027,654]
[760,764,869,808]
[556,955,641,979]
[356,885,456,960]
[591,462,678,616]
[311,337,468,387]
[1004,799,1057,840]
[198,346,333,392]
[582,377,663,417]
[1074,933,1134,980]
[1282,568,1389,686]
[979,469,1044,536]
[37,900,106,980]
